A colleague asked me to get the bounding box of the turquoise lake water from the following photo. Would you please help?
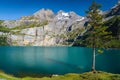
[0,46,120,75]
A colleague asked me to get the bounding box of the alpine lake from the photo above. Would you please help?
[0,46,120,77]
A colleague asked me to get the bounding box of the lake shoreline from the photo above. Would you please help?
[0,71,120,80]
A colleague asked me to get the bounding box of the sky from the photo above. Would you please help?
[0,0,118,20]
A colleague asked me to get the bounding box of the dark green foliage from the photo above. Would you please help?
[60,28,84,45]
[105,15,120,39]
[66,28,84,40]
[83,26,112,48]
[0,35,9,46]
[82,2,112,48]
[106,39,120,48]
[0,20,4,25]
[86,1,101,13]
[0,26,10,33]
[81,1,113,71]
[79,15,120,48]
[103,16,120,48]
[11,20,48,30]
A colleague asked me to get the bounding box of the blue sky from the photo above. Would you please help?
[0,0,118,20]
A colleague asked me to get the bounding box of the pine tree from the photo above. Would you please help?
[85,1,112,72]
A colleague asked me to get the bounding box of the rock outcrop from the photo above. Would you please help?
[1,9,86,46]
[1,1,120,46]
[105,0,120,17]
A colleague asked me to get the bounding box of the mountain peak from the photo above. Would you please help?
[118,0,120,4]
[33,8,54,20]
[105,0,120,17]
[34,8,54,14]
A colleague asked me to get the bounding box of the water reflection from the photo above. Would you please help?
[0,46,120,75]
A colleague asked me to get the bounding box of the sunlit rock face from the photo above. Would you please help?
[1,9,86,46]
[33,8,55,21]
[2,20,21,28]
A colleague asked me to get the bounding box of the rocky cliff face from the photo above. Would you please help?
[1,1,120,46]
[105,0,120,17]
[0,9,86,46]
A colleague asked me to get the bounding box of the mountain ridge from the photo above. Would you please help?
[0,1,120,46]
[0,9,86,46]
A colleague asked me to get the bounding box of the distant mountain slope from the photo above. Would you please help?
[73,1,120,48]
[105,0,120,17]
[0,9,86,46]
[0,1,120,47]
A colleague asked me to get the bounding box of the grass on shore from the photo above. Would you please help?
[0,71,120,80]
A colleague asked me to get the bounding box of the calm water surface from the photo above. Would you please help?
[0,46,120,75]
